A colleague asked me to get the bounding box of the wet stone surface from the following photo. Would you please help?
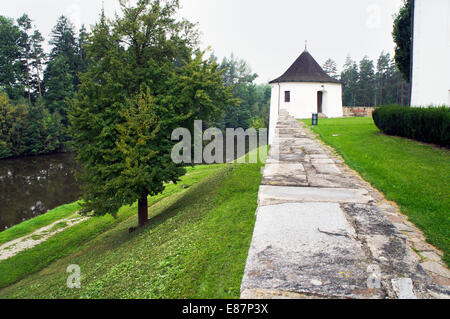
[241,110,450,299]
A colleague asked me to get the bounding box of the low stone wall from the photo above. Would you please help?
[343,106,375,117]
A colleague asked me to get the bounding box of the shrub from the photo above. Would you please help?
[372,105,450,147]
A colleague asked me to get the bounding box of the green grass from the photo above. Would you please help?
[302,117,450,266]
[0,164,222,290]
[0,202,81,246]
[0,160,263,298]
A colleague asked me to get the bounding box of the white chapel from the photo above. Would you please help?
[268,49,343,144]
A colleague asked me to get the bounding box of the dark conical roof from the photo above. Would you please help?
[270,50,340,84]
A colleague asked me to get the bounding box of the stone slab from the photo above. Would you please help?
[311,159,335,165]
[421,261,450,279]
[308,154,330,159]
[241,202,373,298]
[312,163,341,175]
[307,174,356,189]
[392,278,417,299]
[264,163,305,175]
[258,185,373,206]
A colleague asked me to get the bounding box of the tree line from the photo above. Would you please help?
[0,13,88,158]
[214,54,270,131]
[0,12,269,160]
[322,52,410,107]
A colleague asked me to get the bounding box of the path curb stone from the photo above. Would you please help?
[240,110,450,299]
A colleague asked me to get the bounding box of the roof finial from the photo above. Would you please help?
[305,40,308,52]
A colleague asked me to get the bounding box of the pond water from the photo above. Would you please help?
[0,133,265,231]
[0,153,80,231]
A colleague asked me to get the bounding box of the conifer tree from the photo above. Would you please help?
[43,16,78,126]
[30,30,45,99]
[0,16,22,100]
[17,14,32,104]
[358,56,375,106]
[69,0,233,227]
[392,0,412,82]
[340,56,359,106]
[322,59,338,80]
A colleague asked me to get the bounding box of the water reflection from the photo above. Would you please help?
[0,133,266,231]
[0,153,80,230]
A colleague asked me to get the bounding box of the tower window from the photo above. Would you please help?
[285,91,291,102]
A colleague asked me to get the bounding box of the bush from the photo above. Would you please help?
[372,105,450,147]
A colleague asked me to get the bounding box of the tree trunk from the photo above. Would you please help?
[400,81,404,105]
[138,192,149,227]
[35,62,42,97]
[26,64,31,104]
[379,79,383,106]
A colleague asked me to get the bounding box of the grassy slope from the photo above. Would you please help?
[302,117,450,266]
[0,165,208,247]
[0,162,263,298]
[0,164,221,289]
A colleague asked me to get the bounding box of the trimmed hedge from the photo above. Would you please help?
[372,105,450,147]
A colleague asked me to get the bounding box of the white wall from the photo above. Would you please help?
[269,84,280,145]
[411,0,450,107]
[268,82,343,144]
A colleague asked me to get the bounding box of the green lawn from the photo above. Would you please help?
[0,160,263,298]
[302,117,450,266]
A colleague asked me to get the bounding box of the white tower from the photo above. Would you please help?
[411,0,450,107]
[268,49,343,144]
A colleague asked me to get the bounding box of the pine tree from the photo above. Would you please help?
[375,51,391,106]
[340,56,359,106]
[392,0,412,82]
[76,25,89,81]
[17,14,32,104]
[322,59,339,80]
[30,30,45,99]
[43,54,74,123]
[48,16,78,62]
[217,54,257,129]
[358,56,375,106]
[26,97,61,154]
[0,16,22,100]
[43,16,79,127]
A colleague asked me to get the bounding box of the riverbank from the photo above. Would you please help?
[0,152,80,230]
[0,160,264,297]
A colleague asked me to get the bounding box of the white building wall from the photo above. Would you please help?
[268,82,343,145]
[269,84,280,145]
[411,0,450,107]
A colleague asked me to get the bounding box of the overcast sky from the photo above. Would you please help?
[2,0,404,83]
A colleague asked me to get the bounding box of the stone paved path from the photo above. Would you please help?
[241,110,450,299]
